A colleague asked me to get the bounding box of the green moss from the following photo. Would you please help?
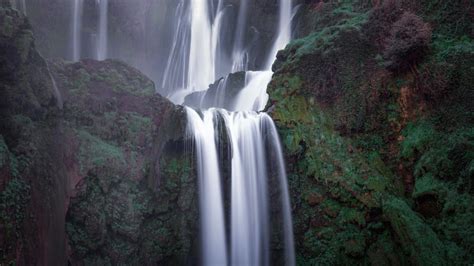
[16,29,33,63]
[400,120,437,159]
[432,35,474,61]
[420,0,473,37]
[367,231,406,265]
[412,174,444,199]
[338,207,366,226]
[400,119,474,189]
[435,191,474,263]
[72,68,91,93]
[383,196,446,265]
[0,178,31,249]
[76,130,125,175]
[0,135,8,168]
[0,12,14,37]
[127,113,152,135]
[91,63,155,96]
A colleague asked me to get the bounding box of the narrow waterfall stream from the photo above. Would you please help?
[97,0,108,60]
[175,0,296,265]
[10,0,26,15]
[72,0,83,61]
[71,0,108,61]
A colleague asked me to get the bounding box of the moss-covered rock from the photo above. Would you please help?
[383,196,446,265]
[268,0,474,264]
[47,57,197,264]
[0,4,195,264]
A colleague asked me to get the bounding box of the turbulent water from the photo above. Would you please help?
[180,0,296,265]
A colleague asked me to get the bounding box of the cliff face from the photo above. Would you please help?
[1,0,474,265]
[0,3,198,265]
[0,2,66,264]
[49,58,198,265]
[267,0,474,264]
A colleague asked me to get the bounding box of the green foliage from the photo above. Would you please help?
[432,35,474,62]
[0,136,8,168]
[435,191,474,263]
[76,130,126,175]
[0,135,20,178]
[271,0,474,264]
[91,63,155,96]
[412,174,444,198]
[71,68,91,93]
[400,120,437,159]
[0,178,31,242]
[286,7,368,64]
[420,0,473,37]
[383,196,446,265]
[401,120,474,189]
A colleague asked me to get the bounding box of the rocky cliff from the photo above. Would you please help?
[0,2,199,264]
[1,0,473,265]
[267,0,473,264]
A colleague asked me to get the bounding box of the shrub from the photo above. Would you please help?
[364,0,404,48]
[383,12,432,72]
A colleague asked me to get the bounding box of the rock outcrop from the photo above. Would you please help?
[0,3,198,264]
[267,0,474,264]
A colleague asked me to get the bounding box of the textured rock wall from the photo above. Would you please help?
[267,0,474,264]
[0,3,199,264]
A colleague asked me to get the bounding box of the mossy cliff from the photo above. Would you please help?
[0,2,66,264]
[1,0,473,265]
[0,3,198,265]
[48,58,198,265]
[268,0,473,264]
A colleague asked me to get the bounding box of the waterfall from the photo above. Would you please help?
[71,0,108,61]
[188,0,215,92]
[72,0,83,62]
[10,0,26,15]
[266,0,293,68]
[20,0,25,15]
[182,0,295,265]
[231,0,249,72]
[97,0,108,60]
[164,0,227,103]
[186,108,228,266]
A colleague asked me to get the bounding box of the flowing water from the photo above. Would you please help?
[179,0,296,265]
[97,0,108,60]
[64,0,295,264]
[11,0,26,15]
[71,0,83,61]
[71,0,108,61]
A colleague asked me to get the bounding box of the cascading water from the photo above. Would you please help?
[71,0,108,61]
[11,0,26,15]
[177,0,296,265]
[97,0,108,60]
[186,109,228,266]
[72,0,83,62]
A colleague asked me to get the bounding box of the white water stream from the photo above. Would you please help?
[72,0,83,61]
[71,0,108,61]
[97,0,108,60]
[178,0,296,265]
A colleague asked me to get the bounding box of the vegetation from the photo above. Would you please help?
[268,0,474,264]
[0,0,473,264]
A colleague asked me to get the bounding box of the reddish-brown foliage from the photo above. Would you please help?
[365,0,404,48]
[383,12,432,73]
